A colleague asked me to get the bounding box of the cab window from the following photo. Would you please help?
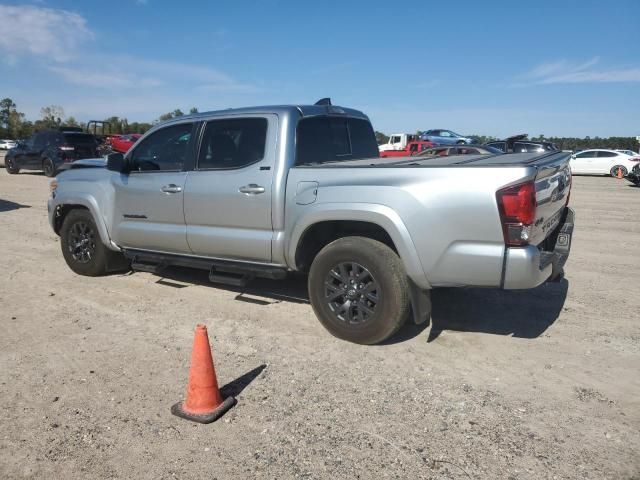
[129,123,193,171]
[197,118,267,170]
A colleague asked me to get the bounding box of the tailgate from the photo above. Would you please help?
[530,152,572,246]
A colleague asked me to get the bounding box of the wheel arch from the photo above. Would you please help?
[288,203,430,289]
[52,196,118,251]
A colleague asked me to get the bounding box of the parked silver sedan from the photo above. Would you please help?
[0,139,17,150]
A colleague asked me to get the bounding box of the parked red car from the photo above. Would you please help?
[379,140,434,158]
[109,134,142,153]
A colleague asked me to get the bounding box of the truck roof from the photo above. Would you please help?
[159,104,369,126]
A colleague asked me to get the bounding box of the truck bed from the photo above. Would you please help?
[301,151,570,168]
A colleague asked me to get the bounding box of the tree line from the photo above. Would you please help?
[1,97,637,152]
[0,97,199,139]
[375,131,639,152]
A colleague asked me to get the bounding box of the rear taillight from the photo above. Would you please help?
[496,181,537,246]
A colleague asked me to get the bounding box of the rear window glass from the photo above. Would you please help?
[596,151,617,158]
[295,117,379,165]
[63,133,97,144]
[514,142,544,153]
[488,142,506,152]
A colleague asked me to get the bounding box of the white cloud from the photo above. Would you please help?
[46,56,257,93]
[0,4,93,62]
[48,66,163,89]
[515,57,640,85]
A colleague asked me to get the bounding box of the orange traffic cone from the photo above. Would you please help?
[617,167,624,179]
[171,324,235,423]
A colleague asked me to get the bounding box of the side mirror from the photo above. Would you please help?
[106,152,128,173]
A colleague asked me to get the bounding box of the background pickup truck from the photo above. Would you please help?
[48,100,574,345]
[379,140,434,158]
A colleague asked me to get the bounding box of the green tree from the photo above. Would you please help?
[64,116,79,127]
[375,131,389,145]
[189,107,198,114]
[173,109,184,117]
[0,98,18,137]
[40,105,64,128]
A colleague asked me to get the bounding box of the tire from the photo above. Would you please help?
[60,209,110,276]
[43,157,56,177]
[610,165,627,178]
[5,157,19,174]
[308,236,410,345]
[456,140,466,145]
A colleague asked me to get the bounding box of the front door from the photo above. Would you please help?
[183,115,276,262]
[570,151,595,174]
[111,122,196,254]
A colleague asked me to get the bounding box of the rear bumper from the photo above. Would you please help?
[502,207,574,289]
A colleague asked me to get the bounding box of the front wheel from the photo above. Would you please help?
[308,236,410,345]
[5,157,19,174]
[60,209,110,276]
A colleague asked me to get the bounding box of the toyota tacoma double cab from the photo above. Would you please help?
[48,99,574,344]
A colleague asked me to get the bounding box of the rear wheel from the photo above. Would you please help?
[610,165,627,178]
[456,140,466,145]
[5,157,19,174]
[43,158,56,177]
[308,236,410,345]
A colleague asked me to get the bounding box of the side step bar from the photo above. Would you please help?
[123,249,288,287]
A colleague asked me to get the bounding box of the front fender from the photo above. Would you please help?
[286,202,431,289]
[49,193,119,251]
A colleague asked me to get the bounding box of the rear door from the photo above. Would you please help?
[26,132,47,168]
[111,121,196,254]
[593,150,618,174]
[183,115,276,262]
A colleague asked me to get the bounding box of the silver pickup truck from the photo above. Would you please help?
[48,100,574,344]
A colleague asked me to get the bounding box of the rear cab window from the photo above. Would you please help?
[295,116,379,166]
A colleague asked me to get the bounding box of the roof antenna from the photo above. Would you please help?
[314,98,332,106]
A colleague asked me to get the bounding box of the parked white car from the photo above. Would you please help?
[0,139,17,150]
[615,149,639,156]
[570,149,640,177]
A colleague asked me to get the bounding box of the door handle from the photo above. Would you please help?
[161,184,182,193]
[239,184,265,195]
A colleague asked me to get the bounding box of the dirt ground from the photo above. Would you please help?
[1,155,639,479]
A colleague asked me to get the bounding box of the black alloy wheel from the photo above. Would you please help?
[324,262,379,325]
[67,220,97,264]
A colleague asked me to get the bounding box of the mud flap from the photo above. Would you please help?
[408,279,431,325]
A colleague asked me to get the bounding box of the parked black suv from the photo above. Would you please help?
[627,162,640,186]
[485,134,558,154]
[5,128,98,177]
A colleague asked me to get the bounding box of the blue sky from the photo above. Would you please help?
[1,0,639,137]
